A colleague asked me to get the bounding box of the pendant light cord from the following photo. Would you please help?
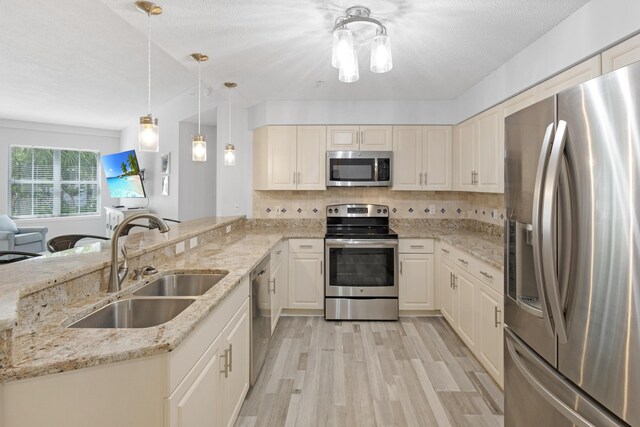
[228,86,231,144]
[147,13,152,115]
[198,62,201,134]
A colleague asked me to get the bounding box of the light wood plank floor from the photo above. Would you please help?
[235,316,504,427]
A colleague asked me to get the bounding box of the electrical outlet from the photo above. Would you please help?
[492,209,498,218]
[226,225,232,234]
[429,205,436,215]
[189,237,198,249]
[176,241,185,254]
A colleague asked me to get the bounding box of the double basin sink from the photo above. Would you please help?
[69,272,228,329]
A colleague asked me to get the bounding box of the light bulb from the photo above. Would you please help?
[138,115,159,152]
[224,144,235,166]
[339,48,359,83]
[370,34,393,73]
[192,135,207,162]
[332,28,354,69]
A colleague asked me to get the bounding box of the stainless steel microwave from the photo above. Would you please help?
[326,151,392,187]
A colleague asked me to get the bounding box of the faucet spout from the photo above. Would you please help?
[108,213,171,293]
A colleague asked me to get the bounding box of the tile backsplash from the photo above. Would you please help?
[253,189,505,226]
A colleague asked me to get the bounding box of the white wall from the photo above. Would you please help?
[216,105,252,217]
[120,85,224,219]
[454,0,640,122]
[178,122,216,221]
[248,99,458,129]
[0,119,120,238]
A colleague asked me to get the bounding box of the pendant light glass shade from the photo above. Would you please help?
[339,48,359,83]
[370,34,393,73]
[139,114,159,152]
[224,144,235,166]
[192,135,206,161]
[137,2,162,152]
[332,28,354,69]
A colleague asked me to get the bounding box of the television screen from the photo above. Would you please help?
[101,150,146,198]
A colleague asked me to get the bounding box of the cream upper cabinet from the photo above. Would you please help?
[476,106,504,193]
[453,119,477,190]
[296,126,326,190]
[502,86,539,119]
[422,126,452,190]
[360,125,392,150]
[327,125,392,151]
[393,126,451,191]
[538,56,601,99]
[253,126,325,191]
[392,126,423,190]
[453,105,503,193]
[602,33,640,73]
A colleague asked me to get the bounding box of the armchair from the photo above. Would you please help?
[0,225,48,253]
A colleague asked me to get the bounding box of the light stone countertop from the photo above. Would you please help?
[0,219,503,383]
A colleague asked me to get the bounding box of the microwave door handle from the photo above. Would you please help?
[531,123,556,338]
[374,158,379,182]
[541,120,569,344]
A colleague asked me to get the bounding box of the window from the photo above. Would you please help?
[9,146,101,218]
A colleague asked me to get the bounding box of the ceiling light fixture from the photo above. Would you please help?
[191,53,208,162]
[224,82,237,166]
[136,1,162,152]
[332,6,392,83]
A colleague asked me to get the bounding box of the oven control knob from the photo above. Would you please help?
[335,208,339,214]
[360,288,364,292]
[383,208,388,214]
[328,208,333,214]
[377,209,382,213]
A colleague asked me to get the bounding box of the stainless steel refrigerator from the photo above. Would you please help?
[504,61,640,426]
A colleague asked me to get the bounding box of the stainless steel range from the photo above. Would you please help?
[324,204,398,320]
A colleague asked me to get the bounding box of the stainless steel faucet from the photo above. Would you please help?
[108,213,170,293]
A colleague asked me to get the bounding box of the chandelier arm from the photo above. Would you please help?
[332,16,385,34]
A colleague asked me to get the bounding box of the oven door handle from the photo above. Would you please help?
[325,239,398,247]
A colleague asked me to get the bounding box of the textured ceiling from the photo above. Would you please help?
[0,0,590,129]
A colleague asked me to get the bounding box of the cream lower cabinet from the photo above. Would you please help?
[438,243,504,388]
[288,239,324,310]
[269,240,288,334]
[392,126,452,191]
[2,278,251,427]
[253,126,326,190]
[398,239,435,311]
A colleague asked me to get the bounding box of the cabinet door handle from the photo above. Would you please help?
[273,277,276,294]
[480,271,494,280]
[299,244,313,249]
[220,348,229,378]
[419,172,423,186]
[449,272,453,288]
[320,260,323,275]
[360,130,364,146]
[268,279,275,294]
[495,307,502,328]
[400,261,403,275]
[458,258,469,265]
[453,275,458,290]
[228,344,233,373]
[441,248,450,254]
[410,245,424,249]
[293,171,296,184]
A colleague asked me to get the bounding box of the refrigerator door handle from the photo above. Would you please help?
[541,120,569,344]
[506,329,624,427]
[531,122,556,337]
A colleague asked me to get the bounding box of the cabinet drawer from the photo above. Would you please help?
[438,243,455,261]
[469,259,503,295]
[270,240,285,269]
[399,239,434,254]
[289,239,323,253]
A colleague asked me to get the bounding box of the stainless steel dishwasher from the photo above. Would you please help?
[250,254,270,386]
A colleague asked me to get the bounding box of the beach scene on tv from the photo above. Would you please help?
[101,150,146,198]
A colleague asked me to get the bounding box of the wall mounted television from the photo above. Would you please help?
[101,150,146,198]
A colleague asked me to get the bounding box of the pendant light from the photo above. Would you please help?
[136,1,162,152]
[191,53,208,162]
[224,82,237,166]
